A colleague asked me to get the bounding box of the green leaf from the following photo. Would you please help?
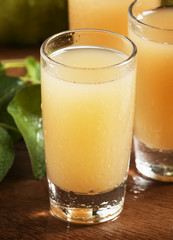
[0,75,24,141]
[0,127,14,181]
[161,0,173,6]
[0,62,6,76]
[8,84,46,179]
[23,57,40,84]
[0,75,24,110]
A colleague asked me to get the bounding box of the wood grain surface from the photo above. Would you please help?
[0,48,173,240]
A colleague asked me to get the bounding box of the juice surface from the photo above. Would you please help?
[41,47,136,194]
[139,7,173,29]
[129,7,173,150]
[68,0,133,36]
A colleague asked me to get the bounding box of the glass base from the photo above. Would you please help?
[48,179,126,224]
[134,137,173,182]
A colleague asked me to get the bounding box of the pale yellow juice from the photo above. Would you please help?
[41,47,136,194]
[129,7,173,150]
[68,0,133,36]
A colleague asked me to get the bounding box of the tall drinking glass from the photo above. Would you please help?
[41,29,137,224]
[128,0,173,181]
[68,0,134,36]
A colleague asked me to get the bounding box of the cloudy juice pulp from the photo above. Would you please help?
[41,47,136,194]
[68,0,133,36]
[129,7,173,150]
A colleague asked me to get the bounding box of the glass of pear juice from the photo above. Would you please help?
[40,29,137,224]
[128,0,173,181]
[68,0,134,36]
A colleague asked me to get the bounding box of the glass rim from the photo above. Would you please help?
[128,0,173,32]
[40,28,137,70]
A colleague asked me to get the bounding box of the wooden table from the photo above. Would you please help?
[0,48,173,240]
